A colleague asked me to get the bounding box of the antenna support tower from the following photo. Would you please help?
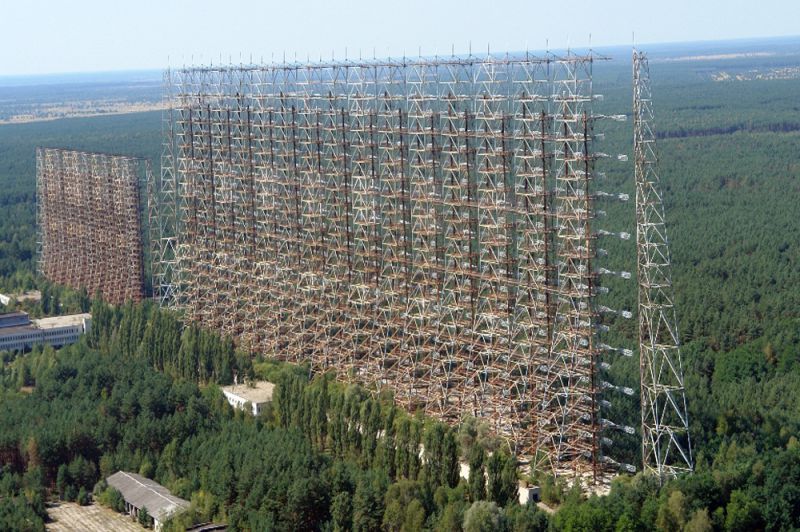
[151,52,632,483]
[36,148,147,305]
[633,50,693,478]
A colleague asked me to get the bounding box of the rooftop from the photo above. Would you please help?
[0,325,38,336]
[222,381,275,404]
[34,313,91,330]
[0,313,91,339]
[106,471,189,522]
[0,312,31,329]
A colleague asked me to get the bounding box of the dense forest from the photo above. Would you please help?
[1,46,799,530]
[0,302,531,531]
[1,300,798,531]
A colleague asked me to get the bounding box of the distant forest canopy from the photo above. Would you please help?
[0,47,799,530]
[0,74,162,123]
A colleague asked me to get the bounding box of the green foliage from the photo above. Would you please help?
[539,474,566,507]
[685,508,714,532]
[0,303,535,530]
[382,480,426,532]
[724,490,762,531]
[0,468,46,531]
[468,446,486,502]
[138,506,152,528]
[463,500,507,532]
[55,457,97,504]
[85,298,247,385]
[438,499,469,531]
[352,470,388,532]
[77,486,90,506]
[760,447,800,530]
[458,416,501,460]
[422,422,460,491]
[98,486,126,513]
[656,490,688,532]
[487,451,517,507]
[505,503,549,532]
[331,491,353,531]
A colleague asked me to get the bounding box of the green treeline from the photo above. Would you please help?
[0,303,535,531]
[3,299,798,530]
[87,299,248,385]
[0,467,47,531]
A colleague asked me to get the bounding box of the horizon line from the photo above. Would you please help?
[1,33,798,79]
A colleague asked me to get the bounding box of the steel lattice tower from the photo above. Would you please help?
[150,53,648,482]
[633,50,693,478]
[151,69,180,309]
[37,148,147,305]
[535,55,602,481]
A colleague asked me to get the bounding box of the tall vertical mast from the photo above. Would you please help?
[538,54,601,481]
[633,50,693,478]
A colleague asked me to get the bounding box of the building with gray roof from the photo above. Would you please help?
[106,471,189,530]
[0,311,91,352]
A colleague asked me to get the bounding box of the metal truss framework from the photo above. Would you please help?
[633,51,693,478]
[36,148,147,305]
[152,53,630,480]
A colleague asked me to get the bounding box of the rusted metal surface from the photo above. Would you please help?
[36,148,146,305]
[152,53,627,481]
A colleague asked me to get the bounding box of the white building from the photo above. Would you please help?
[222,381,274,416]
[0,311,91,352]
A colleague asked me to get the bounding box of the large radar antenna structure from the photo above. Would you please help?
[633,50,693,478]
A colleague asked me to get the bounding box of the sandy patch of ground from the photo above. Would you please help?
[0,102,165,124]
[46,501,144,532]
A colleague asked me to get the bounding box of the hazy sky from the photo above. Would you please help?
[2,0,799,75]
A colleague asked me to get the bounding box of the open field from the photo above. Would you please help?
[0,71,162,123]
[0,101,166,125]
[46,502,144,532]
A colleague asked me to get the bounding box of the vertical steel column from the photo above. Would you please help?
[633,50,693,479]
[537,54,600,481]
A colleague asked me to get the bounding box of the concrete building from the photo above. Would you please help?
[0,311,91,352]
[0,312,31,329]
[106,471,189,531]
[222,381,274,416]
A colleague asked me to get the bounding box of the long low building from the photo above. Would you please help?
[0,311,91,352]
[106,471,189,531]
